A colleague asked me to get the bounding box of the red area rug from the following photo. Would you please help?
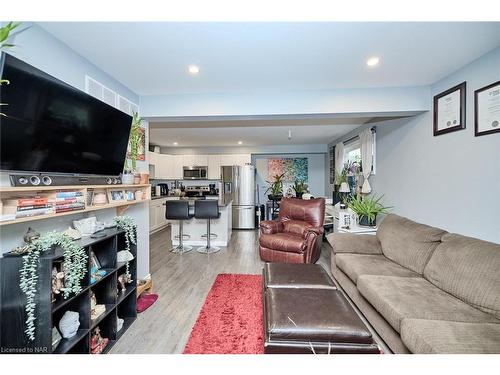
[183,273,264,354]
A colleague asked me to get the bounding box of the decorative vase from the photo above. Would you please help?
[268,194,283,201]
[295,192,304,199]
[359,214,377,227]
[133,173,141,184]
[121,173,134,185]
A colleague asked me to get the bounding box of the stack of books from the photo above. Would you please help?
[2,197,55,219]
[51,191,85,214]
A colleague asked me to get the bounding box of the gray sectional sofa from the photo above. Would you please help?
[327,214,500,354]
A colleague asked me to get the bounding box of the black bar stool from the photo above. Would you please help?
[194,200,221,254]
[165,200,193,253]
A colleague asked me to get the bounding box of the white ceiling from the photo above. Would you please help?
[39,22,500,96]
[149,115,379,147]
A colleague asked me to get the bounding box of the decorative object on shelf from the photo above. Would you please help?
[348,194,391,227]
[86,189,94,206]
[474,80,500,137]
[125,190,135,201]
[73,216,98,236]
[121,171,135,185]
[52,326,62,351]
[90,291,106,321]
[117,317,124,332]
[133,173,141,184]
[140,173,149,184]
[51,266,66,302]
[301,193,313,200]
[433,81,466,136]
[90,327,109,354]
[23,227,40,243]
[134,190,144,200]
[117,273,133,294]
[292,180,308,199]
[20,232,87,341]
[92,191,108,205]
[114,215,137,278]
[108,189,126,202]
[62,227,81,240]
[58,310,80,339]
[117,250,134,263]
[338,209,356,229]
[266,173,285,201]
[90,250,107,284]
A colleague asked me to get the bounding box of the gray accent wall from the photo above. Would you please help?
[328,47,500,243]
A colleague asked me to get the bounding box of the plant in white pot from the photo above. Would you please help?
[122,111,143,184]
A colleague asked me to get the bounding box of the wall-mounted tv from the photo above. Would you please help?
[0,53,132,176]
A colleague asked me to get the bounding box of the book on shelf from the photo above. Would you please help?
[56,191,83,198]
[3,197,49,207]
[15,207,55,218]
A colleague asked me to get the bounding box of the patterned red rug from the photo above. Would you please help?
[183,273,264,354]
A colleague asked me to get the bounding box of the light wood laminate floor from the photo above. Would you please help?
[111,227,333,354]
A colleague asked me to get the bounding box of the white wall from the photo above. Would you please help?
[1,24,150,277]
[329,47,500,243]
[252,153,326,204]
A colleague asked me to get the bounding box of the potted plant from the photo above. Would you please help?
[293,180,308,198]
[348,194,391,227]
[266,173,285,201]
[122,111,143,184]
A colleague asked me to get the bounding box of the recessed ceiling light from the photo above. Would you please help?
[173,142,178,146]
[366,57,380,67]
[188,65,200,74]
[238,141,243,145]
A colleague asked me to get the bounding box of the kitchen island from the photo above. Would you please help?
[159,195,233,247]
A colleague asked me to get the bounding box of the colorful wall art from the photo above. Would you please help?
[267,158,308,182]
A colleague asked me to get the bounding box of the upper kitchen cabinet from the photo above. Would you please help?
[182,154,208,166]
[220,154,251,167]
[172,155,184,179]
[208,155,221,179]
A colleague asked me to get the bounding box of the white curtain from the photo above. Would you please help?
[334,142,344,185]
[360,129,373,193]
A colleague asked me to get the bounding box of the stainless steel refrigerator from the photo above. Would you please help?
[221,165,255,229]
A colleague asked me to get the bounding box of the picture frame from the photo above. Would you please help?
[125,190,135,201]
[433,82,466,136]
[474,80,500,137]
[107,189,126,202]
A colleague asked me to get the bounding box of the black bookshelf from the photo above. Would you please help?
[0,228,137,354]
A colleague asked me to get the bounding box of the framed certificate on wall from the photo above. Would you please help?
[433,82,466,136]
[475,80,500,137]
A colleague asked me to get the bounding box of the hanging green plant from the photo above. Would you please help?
[125,112,143,172]
[114,215,137,276]
[19,231,87,341]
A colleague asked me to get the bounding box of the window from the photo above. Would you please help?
[342,130,376,175]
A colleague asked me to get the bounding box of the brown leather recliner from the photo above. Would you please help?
[259,198,325,263]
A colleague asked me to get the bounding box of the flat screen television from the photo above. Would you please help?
[0,53,132,176]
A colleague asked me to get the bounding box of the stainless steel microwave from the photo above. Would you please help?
[183,166,208,180]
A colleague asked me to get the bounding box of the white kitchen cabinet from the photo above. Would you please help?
[182,154,208,167]
[149,198,169,233]
[172,155,184,179]
[219,154,251,167]
[156,154,173,179]
[208,155,221,179]
[182,155,195,166]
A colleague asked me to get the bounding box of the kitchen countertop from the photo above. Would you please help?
[151,195,232,207]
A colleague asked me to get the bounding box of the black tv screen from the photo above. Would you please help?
[0,53,132,176]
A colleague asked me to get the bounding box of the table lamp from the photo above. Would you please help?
[339,182,351,207]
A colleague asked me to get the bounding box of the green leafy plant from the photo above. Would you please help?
[265,173,285,198]
[348,194,392,226]
[125,112,143,172]
[19,231,87,341]
[114,215,137,277]
[1,21,24,117]
[293,180,308,194]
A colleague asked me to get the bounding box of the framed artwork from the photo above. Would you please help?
[474,80,500,137]
[125,190,135,201]
[433,82,466,136]
[108,189,126,202]
[268,158,308,182]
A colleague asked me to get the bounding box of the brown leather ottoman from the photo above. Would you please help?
[263,263,337,289]
[263,288,380,354]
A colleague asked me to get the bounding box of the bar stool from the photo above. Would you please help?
[194,200,221,254]
[165,200,193,253]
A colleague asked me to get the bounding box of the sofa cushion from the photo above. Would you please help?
[335,254,418,284]
[259,232,305,254]
[377,214,447,274]
[357,275,498,333]
[424,233,500,320]
[401,319,500,354]
[327,233,383,255]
